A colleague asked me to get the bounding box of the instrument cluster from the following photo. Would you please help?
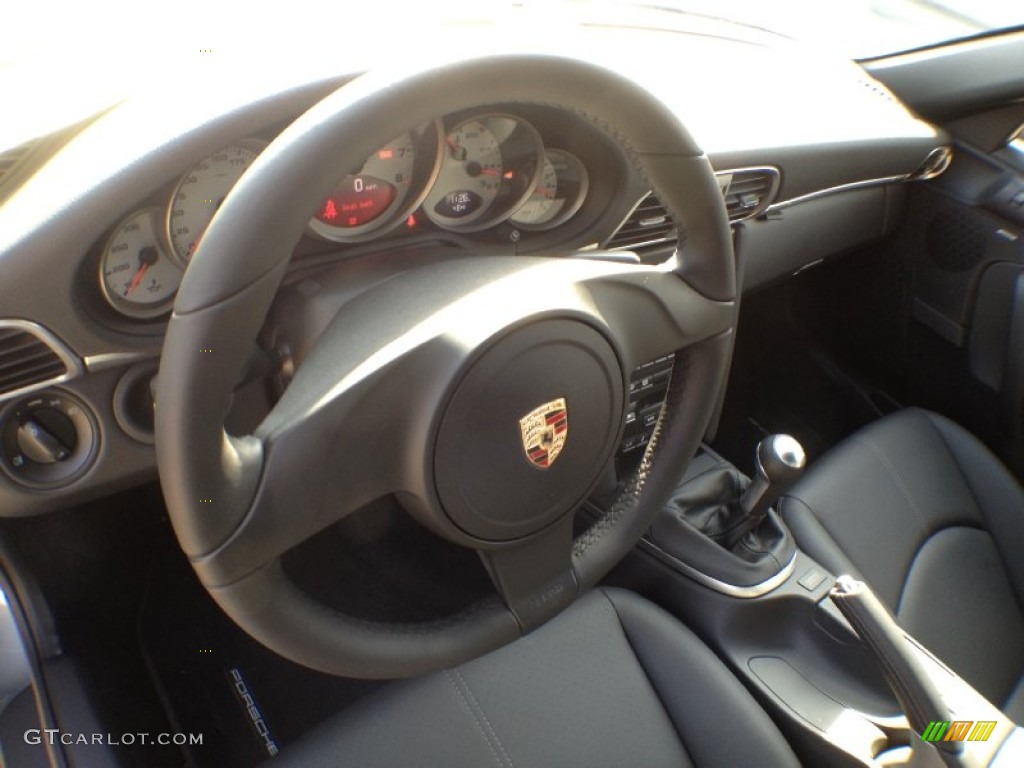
[97,112,592,320]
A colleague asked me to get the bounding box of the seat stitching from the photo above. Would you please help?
[444,669,508,768]
[451,669,515,768]
[853,433,930,539]
[917,411,989,525]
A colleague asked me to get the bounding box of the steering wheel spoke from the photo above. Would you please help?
[479,515,578,631]
[193,317,451,587]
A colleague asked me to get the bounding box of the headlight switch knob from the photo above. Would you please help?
[16,411,75,464]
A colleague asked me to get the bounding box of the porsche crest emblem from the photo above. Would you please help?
[519,397,568,470]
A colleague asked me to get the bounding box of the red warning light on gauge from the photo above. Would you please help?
[315,175,397,229]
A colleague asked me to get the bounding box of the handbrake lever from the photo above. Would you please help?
[829,575,960,757]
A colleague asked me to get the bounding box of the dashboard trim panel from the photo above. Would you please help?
[83,350,160,373]
[767,174,909,212]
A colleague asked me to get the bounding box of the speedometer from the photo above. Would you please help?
[308,121,442,242]
[166,140,264,264]
[423,114,543,232]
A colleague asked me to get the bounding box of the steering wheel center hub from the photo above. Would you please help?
[434,319,624,541]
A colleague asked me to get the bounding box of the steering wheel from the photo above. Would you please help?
[155,54,735,679]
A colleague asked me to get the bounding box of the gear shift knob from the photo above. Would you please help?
[739,434,806,522]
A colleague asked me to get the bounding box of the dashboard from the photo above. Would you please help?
[89,107,629,325]
[0,16,948,518]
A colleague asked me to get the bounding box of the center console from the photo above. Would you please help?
[606,423,1023,767]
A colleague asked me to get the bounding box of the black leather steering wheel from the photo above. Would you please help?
[155,54,735,679]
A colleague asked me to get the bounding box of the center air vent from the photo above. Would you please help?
[605,193,678,256]
[717,167,780,222]
[0,321,78,401]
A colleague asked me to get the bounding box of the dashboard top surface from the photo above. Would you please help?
[0,15,948,515]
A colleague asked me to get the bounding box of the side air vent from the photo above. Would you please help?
[605,192,678,255]
[0,321,79,401]
[717,167,780,222]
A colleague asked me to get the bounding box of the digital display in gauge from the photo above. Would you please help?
[510,149,589,230]
[433,119,503,221]
[315,177,397,228]
[308,124,442,243]
[100,208,183,318]
[314,134,415,229]
[167,141,263,264]
[423,114,543,232]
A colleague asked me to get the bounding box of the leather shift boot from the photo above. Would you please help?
[649,454,795,586]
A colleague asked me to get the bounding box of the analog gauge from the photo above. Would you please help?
[167,140,264,264]
[423,114,543,232]
[99,208,183,318]
[509,149,589,230]
[308,121,442,242]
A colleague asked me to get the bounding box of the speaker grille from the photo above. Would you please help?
[926,208,986,272]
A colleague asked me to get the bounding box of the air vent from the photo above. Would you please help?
[717,167,780,222]
[605,193,678,255]
[0,321,78,400]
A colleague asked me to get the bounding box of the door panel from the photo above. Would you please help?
[863,31,1024,474]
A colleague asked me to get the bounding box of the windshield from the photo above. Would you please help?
[4,1,1020,66]
[0,0,1019,153]
[635,0,1020,58]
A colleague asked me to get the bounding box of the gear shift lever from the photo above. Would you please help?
[724,434,806,548]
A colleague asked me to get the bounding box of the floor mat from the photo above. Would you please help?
[138,551,382,767]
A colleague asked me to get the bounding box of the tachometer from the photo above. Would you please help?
[509,149,588,230]
[166,140,264,264]
[99,208,183,319]
[308,121,442,242]
[423,114,543,232]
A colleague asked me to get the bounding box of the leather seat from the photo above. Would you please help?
[269,588,801,767]
[780,408,1024,722]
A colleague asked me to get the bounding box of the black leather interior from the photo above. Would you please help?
[663,463,751,545]
[267,588,800,767]
[780,408,1024,722]
[651,451,796,587]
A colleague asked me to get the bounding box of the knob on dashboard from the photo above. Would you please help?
[16,412,75,464]
[1,391,97,488]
